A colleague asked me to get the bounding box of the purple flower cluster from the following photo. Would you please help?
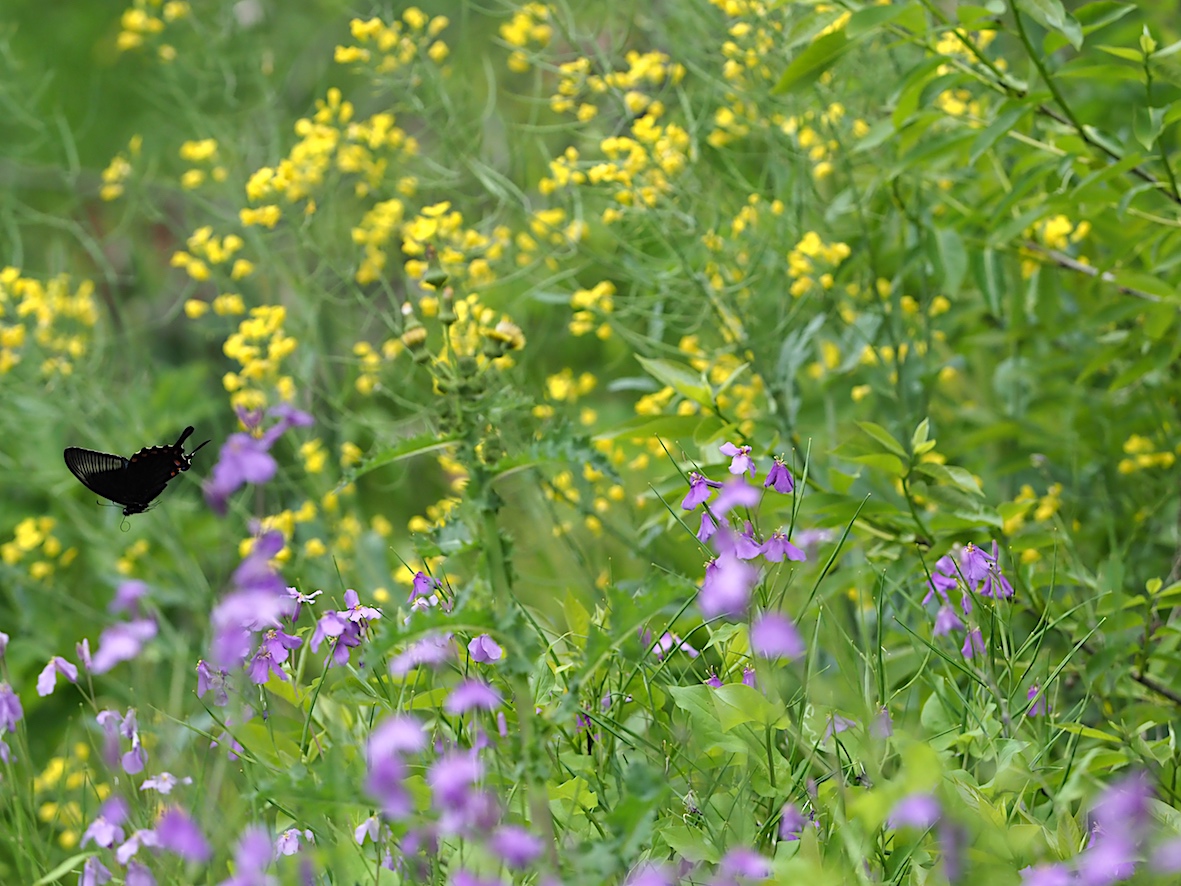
[309,588,382,668]
[205,404,313,515]
[924,541,1014,661]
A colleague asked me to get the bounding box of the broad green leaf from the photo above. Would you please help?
[1096,44,1144,62]
[596,413,723,442]
[912,462,983,496]
[564,591,590,642]
[931,226,968,296]
[849,453,907,476]
[1018,0,1082,49]
[774,29,850,94]
[1110,269,1176,301]
[661,825,719,864]
[1133,105,1166,149]
[856,421,908,457]
[912,418,931,449]
[969,101,1033,164]
[713,684,791,730]
[635,355,712,407]
[846,3,915,38]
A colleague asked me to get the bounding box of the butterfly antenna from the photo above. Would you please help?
[175,426,196,447]
[190,438,211,456]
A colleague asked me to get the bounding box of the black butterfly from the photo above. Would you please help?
[64,426,211,516]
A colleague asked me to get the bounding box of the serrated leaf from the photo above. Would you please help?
[856,421,909,457]
[635,355,712,407]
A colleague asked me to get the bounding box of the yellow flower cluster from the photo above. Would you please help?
[116,0,189,61]
[173,226,254,292]
[544,461,629,538]
[249,500,319,562]
[551,51,685,122]
[352,339,403,394]
[178,138,228,191]
[569,281,615,338]
[1034,215,1091,252]
[336,9,451,72]
[0,269,98,376]
[699,195,786,303]
[513,207,585,271]
[35,744,108,849]
[0,516,75,580]
[221,305,298,412]
[401,202,511,291]
[500,2,553,72]
[100,135,142,201]
[242,87,419,228]
[680,335,765,427]
[717,11,782,87]
[424,291,525,370]
[786,231,851,297]
[406,453,469,533]
[116,538,150,575]
[1119,434,1177,475]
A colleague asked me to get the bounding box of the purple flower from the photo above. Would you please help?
[923,555,958,605]
[445,679,503,714]
[652,632,698,660]
[700,552,758,620]
[697,510,718,543]
[390,633,454,675]
[764,457,794,493]
[779,803,807,840]
[217,826,275,886]
[285,587,321,622]
[760,529,805,563]
[961,627,985,660]
[369,714,427,757]
[1020,863,1073,886]
[157,807,211,862]
[275,827,313,857]
[750,612,804,660]
[82,797,129,848]
[91,619,157,674]
[704,671,723,688]
[410,571,441,602]
[249,628,302,684]
[125,861,155,886]
[1151,837,1181,873]
[118,828,157,865]
[720,441,755,476]
[354,816,381,845]
[80,857,111,886]
[981,540,1014,599]
[872,706,893,738]
[1027,683,1047,716]
[196,660,230,706]
[741,665,757,688]
[204,432,278,515]
[490,824,543,868]
[960,543,990,587]
[141,772,191,794]
[342,588,381,622]
[933,605,964,637]
[888,793,941,829]
[717,846,772,882]
[712,479,761,518]
[111,580,150,614]
[36,656,78,696]
[468,634,503,663]
[260,403,313,448]
[309,610,363,667]
[0,683,21,735]
[625,864,676,886]
[682,471,723,510]
[428,750,487,831]
[823,713,856,741]
[734,523,763,560]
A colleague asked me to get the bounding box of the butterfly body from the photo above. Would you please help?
[64,426,211,515]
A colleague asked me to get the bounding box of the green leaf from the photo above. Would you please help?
[635,355,712,407]
[34,855,95,885]
[661,824,719,864]
[713,684,791,730]
[1018,0,1082,49]
[596,413,722,442]
[1096,44,1144,62]
[912,418,931,449]
[564,591,590,642]
[970,248,1006,315]
[846,3,914,38]
[849,453,907,476]
[970,101,1033,164]
[774,29,850,94]
[1110,269,1177,300]
[856,421,909,457]
[912,462,983,496]
[931,226,968,296]
[347,433,459,482]
[1133,105,1167,149]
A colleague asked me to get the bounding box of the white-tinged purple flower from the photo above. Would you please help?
[699,552,758,620]
[933,605,964,637]
[91,619,158,674]
[285,586,321,623]
[275,827,313,857]
[823,713,856,741]
[80,856,111,886]
[468,634,503,664]
[390,633,454,675]
[410,571,441,602]
[765,457,794,493]
[761,529,806,563]
[0,683,20,734]
[961,627,985,660]
[111,580,150,615]
[36,656,78,696]
[196,660,230,706]
[1019,863,1072,886]
[489,824,544,868]
[652,632,699,660]
[779,803,808,841]
[1027,683,1047,716]
[888,793,941,829]
[445,679,502,714]
[82,797,129,848]
[155,808,211,864]
[141,772,191,794]
[697,510,718,543]
[924,555,958,605]
[216,825,275,886]
[712,479,761,518]
[720,441,756,476]
[354,816,381,845]
[750,612,804,660]
[682,471,723,510]
[342,588,381,622]
[204,432,277,515]
[116,828,159,865]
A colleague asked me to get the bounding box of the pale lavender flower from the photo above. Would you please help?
[742,666,757,687]
[720,441,755,476]
[342,589,381,622]
[960,543,990,588]
[1151,837,1181,873]
[652,632,698,660]
[683,471,722,510]
[765,457,794,493]
[933,605,964,637]
[1020,863,1072,886]
[872,706,893,738]
[76,638,92,670]
[889,793,941,829]
[260,403,313,447]
[428,749,484,819]
[354,816,381,845]
[823,713,856,741]
[1027,683,1047,716]
[36,656,78,696]
[91,619,157,674]
[981,540,1015,599]
[750,612,804,660]
[0,632,6,658]
[0,683,20,738]
[961,627,985,660]
[196,660,230,706]
[275,828,313,857]
[204,433,277,515]
[82,797,129,848]
[468,635,502,663]
[125,861,155,886]
[704,671,723,688]
[490,824,544,868]
[761,529,806,563]
[111,580,149,615]
[369,714,427,757]
[141,772,191,794]
[779,803,807,841]
[794,527,833,559]
[390,633,454,675]
[713,479,761,517]
[80,857,111,886]
[924,555,958,605]
[699,552,758,620]
[217,825,276,886]
[116,829,159,865]
[624,863,677,886]
[734,523,763,560]
[409,571,441,602]
[697,510,718,543]
[714,847,772,884]
[445,679,502,714]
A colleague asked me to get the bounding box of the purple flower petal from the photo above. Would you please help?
[750,612,804,660]
[445,679,502,714]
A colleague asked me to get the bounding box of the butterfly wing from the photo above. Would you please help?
[64,448,138,509]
